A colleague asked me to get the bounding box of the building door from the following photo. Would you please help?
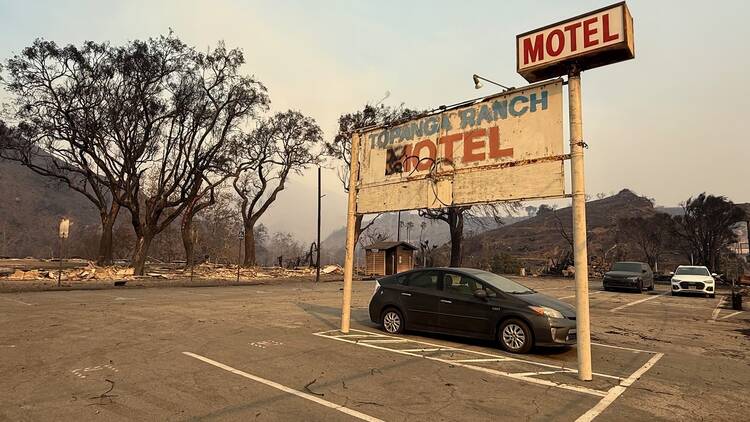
[385,250,395,275]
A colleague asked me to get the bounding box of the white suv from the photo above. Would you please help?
[671,266,717,298]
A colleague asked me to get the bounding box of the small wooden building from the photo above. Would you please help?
[364,241,417,276]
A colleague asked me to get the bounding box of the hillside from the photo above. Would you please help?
[320,212,528,265]
[450,189,677,271]
[0,158,101,258]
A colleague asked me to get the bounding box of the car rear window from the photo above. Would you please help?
[612,262,642,272]
[379,274,408,286]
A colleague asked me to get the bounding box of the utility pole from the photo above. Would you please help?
[341,133,361,333]
[569,65,592,381]
[190,227,198,283]
[316,166,322,283]
[397,211,401,241]
[237,229,243,283]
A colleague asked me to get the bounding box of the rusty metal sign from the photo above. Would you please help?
[356,79,564,214]
[517,2,635,83]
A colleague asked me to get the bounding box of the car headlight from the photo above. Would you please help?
[705,279,714,284]
[629,276,640,281]
[530,306,564,319]
[671,279,680,283]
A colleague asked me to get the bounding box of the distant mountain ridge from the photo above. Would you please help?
[440,189,670,270]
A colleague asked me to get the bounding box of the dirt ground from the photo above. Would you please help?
[0,276,747,421]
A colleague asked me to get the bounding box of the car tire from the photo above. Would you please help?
[499,318,533,354]
[637,280,643,292]
[709,294,716,299]
[647,282,654,291]
[671,291,678,296]
[381,308,404,334]
[603,286,611,292]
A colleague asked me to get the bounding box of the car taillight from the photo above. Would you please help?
[370,280,381,300]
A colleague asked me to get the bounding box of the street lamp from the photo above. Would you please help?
[472,74,513,91]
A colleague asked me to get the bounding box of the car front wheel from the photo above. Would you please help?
[499,319,533,354]
[381,308,404,334]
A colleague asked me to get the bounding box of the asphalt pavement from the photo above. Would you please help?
[0,277,747,421]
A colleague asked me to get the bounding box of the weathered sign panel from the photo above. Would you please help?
[356,80,564,214]
[59,218,70,239]
[517,2,634,83]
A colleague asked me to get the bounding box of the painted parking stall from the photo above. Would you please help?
[315,328,663,422]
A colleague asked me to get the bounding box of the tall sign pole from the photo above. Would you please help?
[516,2,634,383]
[341,133,361,333]
[58,218,70,288]
[568,66,592,381]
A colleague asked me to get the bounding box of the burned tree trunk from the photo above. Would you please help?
[243,222,257,266]
[96,202,120,266]
[448,208,464,267]
[131,232,154,276]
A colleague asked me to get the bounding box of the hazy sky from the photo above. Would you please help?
[1,0,748,242]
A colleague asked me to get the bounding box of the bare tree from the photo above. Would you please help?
[325,104,421,242]
[111,35,268,275]
[617,213,676,269]
[1,42,123,265]
[180,176,224,267]
[420,203,519,267]
[233,110,322,266]
[672,193,747,271]
[1,35,268,275]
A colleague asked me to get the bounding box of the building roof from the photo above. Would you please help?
[364,241,417,251]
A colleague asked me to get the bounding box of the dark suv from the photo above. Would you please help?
[368,267,576,354]
[602,261,654,292]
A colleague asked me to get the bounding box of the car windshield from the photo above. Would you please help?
[675,267,711,276]
[469,270,535,294]
[612,262,642,272]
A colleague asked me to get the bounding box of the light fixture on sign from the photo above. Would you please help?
[472,74,483,89]
[471,74,512,91]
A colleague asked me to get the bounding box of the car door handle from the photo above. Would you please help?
[440,299,452,304]
[401,292,412,297]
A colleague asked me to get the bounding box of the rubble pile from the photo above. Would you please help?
[0,260,344,282]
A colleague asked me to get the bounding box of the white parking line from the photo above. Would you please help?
[183,352,383,422]
[711,297,727,321]
[609,292,668,312]
[179,290,212,297]
[592,342,655,354]
[332,334,386,339]
[0,296,34,306]
[718,311,742,320]
[558,291,603,300]
[574,352,664,422]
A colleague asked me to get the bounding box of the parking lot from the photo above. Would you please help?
[0,277,748,421]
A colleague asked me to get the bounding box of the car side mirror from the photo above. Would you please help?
[711,273,718,278]
[642,269,647,273]
[473,289,488,300]
[670,272,675,276]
